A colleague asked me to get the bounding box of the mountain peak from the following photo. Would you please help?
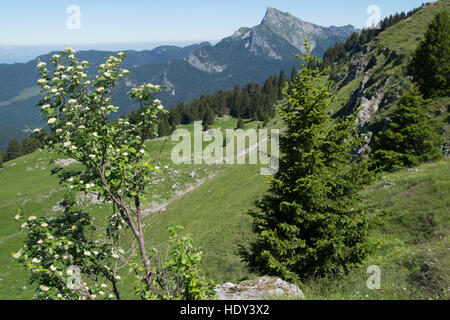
[262,7,296,25]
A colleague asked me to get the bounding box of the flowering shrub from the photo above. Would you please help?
[132,226,216,300]
[13,208,119,300]
[13,47,215,300]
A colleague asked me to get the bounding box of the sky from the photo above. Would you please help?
[0,0,432,62]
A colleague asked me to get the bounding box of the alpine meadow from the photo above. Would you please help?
[0,0,449,306]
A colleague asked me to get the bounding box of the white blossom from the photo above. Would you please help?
[47,118,56,124]
[12,252,21,259]
[28,216,37,221]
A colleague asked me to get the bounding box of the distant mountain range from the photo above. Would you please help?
[0,7,357,151]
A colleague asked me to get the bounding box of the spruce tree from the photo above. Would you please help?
[410,9,450,98]
[5,138,23,161]
[370,86,443,172]
[158,118,170,137]
[0,151,4,168]
[240,41,374,282]
[236,117,244,129]
[21,137,36,155]
[278,70,286,99]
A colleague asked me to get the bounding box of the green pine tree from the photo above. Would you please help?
[157,118,170,137]
[236,117,244,130]
[0,151,5,168]
[240,41,374,282]
[5,138,23,161]
[370,86,443,172]
[21,137,37,155]
[410,9,450,98]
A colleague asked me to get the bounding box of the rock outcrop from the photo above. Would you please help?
[215,276,304,300]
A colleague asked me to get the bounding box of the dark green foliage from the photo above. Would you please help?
[240,43,375,282]
[21,137,37,154]
[236,117,244,129]
[202,107,215,131]
[278,70,286,99]
[0,151,4,168]
[410,9,450,98]
[158,117,171,137]
[5,138,23,161]
[370,86,443,172]
[146,70,284,129]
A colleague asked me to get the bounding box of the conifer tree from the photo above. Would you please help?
[21,137,36,154]
[370,86,443,172]
[158,118,170,137]
[5,138,23,161]
[236,117,244,129]
[278,70,286,99]
[240,41,374,282]
[0,151,4,168]
[410,9,450,98]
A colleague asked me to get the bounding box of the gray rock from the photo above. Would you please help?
[380,181,395,189]
[215,276,304,300]
[54,158,78,167]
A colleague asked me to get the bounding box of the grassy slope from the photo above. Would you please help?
[300,160,450,300]
[331,0,450,116]
[0,115,271,299]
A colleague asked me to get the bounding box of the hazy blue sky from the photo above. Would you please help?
[1,0,431,47]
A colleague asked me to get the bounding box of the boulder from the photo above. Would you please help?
[215,276,304,300]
